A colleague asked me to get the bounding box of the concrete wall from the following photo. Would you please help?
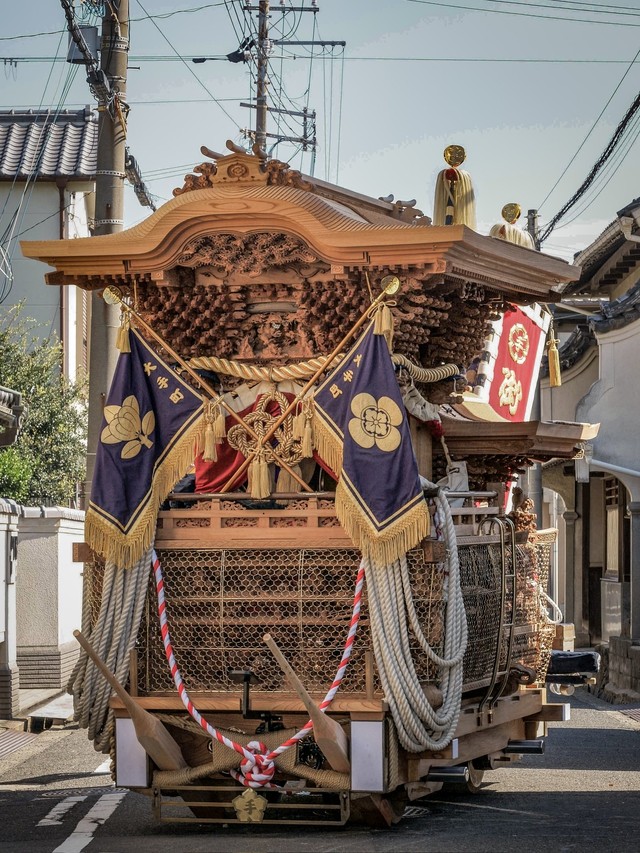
[15,507,84,689]
[0,501,19,718]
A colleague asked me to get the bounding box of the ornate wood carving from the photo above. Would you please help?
[173,141,315,197]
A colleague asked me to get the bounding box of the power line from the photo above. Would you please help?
[132,0,241,130]
[537,45,640,211]
[403,0,640,27]
[539,88,640,244]
[4,54,637,64]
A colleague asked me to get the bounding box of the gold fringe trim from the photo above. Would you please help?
[313,414,430,563]
[312,414,344,481]
[335,479,431,567]
[84,413,204,569]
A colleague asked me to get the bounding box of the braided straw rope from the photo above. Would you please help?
[152,720,349,790]
[189,353,459,385]
[391,355,459,384]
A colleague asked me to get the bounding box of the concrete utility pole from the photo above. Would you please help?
[85,0,129,504]
[255,0,270,150]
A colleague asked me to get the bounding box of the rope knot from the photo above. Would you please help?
[238,740,275,788]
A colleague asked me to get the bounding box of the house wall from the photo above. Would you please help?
[553,317,640,698]
[1,181,93,383]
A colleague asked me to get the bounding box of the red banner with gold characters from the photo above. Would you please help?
[487,305,549,422]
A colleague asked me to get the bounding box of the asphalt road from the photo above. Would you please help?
[0,689,639,853]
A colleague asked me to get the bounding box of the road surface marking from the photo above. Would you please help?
[52,791,126,853]
[436,799,542,817]
[94,759,111,773]
[37,795,87,826]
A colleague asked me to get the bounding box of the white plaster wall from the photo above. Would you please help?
[576,318,640,475]
[1,183,60,332]
[540,346,599,424]
[15,509,84,649]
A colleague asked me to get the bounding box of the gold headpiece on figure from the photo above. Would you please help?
[490,202,535,249]
[501,203,522,224]
[443,145,466,168]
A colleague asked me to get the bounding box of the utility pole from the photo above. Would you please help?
[255,0,269,151]
[526,207,542,526]
[527,208,539,250]
[243,2,336,157]
[85,0,129,504]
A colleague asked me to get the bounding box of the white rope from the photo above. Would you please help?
[68,549,152,753]
[365,482,467,752]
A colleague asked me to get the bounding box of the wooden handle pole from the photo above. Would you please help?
[264,633,350,774]
[73,629,187,771]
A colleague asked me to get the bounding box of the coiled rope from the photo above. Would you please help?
[68,549,152,753]
[189,353,459,385]
[153,549,364,788]
[365,483,467,752]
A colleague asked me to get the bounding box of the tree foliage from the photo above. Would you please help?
[0,304,87,506]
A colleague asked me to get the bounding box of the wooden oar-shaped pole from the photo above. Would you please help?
[263,633,350,774]
[73,629,188,771]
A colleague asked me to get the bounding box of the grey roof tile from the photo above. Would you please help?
[0,107,97,180]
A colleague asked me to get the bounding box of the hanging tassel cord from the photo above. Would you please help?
[153,549,365,789]
[365,483,467,752]
[547,325,562,388]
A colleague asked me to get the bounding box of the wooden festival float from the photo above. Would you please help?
[22,142,598,827]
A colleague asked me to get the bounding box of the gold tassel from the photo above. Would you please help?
[292,404,305,442]
[202,401,218,462]
[547,327,562,388]
[212,403,226,442]
[301,399,314,459]
[373,303,394,351]
[116,313,131,353]
[250,451,271,499]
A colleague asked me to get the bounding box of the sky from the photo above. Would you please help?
[2,0,640,262]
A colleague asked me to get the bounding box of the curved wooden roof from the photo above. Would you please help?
[21,145,578,302]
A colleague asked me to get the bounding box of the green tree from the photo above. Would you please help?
[0,304,87,505]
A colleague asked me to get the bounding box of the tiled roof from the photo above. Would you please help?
[0,106,97,180]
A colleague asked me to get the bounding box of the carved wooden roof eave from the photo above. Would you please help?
[23,214,578,307]
[439,417,600,461]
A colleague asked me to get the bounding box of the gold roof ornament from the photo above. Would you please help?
[433,144,476,230]
[501,203,522,225]
[490,202,535,250]
[443,144,466,168]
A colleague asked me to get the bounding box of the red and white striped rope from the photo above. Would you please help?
[152,549,364,788]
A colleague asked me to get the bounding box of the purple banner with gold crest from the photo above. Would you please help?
[85,328,204,569]
[313,320,430,566]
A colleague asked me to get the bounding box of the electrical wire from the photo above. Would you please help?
[550,111,640,233]
[132,0,241,130]
[539,88,640,244]
[403,0,640,27]
[538,45,640,212]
